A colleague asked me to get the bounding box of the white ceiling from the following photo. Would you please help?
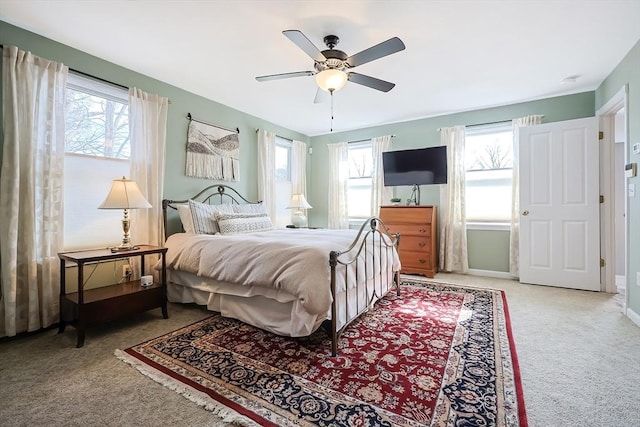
[2,0,640,136]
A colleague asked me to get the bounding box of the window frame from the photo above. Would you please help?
[275,136,292,182]
[347,140,374,222]
[63,73,131,250]
[273,136,293,228]
[464,121,513,229]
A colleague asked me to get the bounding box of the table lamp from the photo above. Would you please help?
[287,194,312,228]
[98,177,151,252]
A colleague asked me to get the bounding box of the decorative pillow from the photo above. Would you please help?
[176,204,195,234]
[233,202,268,215]
[215,212,273,235]
[188,200,235,234]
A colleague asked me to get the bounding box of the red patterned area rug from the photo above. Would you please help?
[116,281,527,426]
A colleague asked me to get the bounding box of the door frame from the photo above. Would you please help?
[596,85,629,303]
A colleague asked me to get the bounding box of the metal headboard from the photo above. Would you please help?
[162,184,260,239]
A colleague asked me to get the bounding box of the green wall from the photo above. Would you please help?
[596,38,640,316]
[2,19,635,281]
[308,92,595,271]
[0,20,308,235]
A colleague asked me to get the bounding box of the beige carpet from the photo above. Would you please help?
[1,273,639,426]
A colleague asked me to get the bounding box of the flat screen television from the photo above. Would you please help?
[382,146,448,186]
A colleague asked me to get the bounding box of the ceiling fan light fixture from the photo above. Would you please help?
[315,69,348,92]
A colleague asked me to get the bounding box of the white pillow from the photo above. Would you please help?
[176,204,195,234]
[215,212,273,235]
[233,202,268,215]
[188,200,235,234]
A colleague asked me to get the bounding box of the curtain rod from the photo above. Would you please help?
[1,44,171,103]
[1,43,128,91]
[437,120,511,131]
[255,129,396,140]
[348,135,396,144]
[70,69,129,91]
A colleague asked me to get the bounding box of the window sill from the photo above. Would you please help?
[466,222,510,231]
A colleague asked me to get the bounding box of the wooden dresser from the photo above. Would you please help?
[379,205,438,278]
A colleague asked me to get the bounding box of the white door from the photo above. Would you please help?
[519,117,600,290]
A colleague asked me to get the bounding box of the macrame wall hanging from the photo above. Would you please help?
[185,113,240,181]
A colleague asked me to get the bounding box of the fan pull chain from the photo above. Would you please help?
[330,89,334,132]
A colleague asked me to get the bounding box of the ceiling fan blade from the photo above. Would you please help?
[255,71,315,82]
[346,37,405,68]
[283,30,327,62]
[347,72,396,92]
[313,88,330,104]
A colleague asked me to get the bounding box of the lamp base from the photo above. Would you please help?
[110,244,139,253]
[291,212,308,228]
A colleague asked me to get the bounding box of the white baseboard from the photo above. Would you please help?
[467,269,516,280]
[627,307,640,327]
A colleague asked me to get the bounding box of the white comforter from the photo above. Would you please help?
[163,228,400,316]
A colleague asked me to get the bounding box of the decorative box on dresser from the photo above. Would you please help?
[379,205,438,278]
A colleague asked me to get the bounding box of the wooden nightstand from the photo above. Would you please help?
[58,245,168,348]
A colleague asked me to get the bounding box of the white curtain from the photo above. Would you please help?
[371,135,393,216]
[439,126,469,273]
[257,129,277,220]
[509,114,544,277]
[291,139,309,220]
[291,140,307,195]
[0,46,68,337]
[327,142,349,229]
[129,87,168,280]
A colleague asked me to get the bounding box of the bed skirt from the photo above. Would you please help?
[167,268,394,339]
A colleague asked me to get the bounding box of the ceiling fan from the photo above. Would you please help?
[256,30,406,101]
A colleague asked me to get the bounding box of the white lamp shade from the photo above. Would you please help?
[98,177,151,209]
[286,194,312,210]
[315,69,348,92]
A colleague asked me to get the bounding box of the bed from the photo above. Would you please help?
[161,185,401,356]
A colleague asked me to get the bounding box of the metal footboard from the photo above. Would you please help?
[328,217,400,356]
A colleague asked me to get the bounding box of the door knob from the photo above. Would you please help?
[521,210,529,216]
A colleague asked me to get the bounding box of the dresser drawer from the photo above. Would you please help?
[380,206,434,224]
[399,249,433,270]
[385,224,432,238]
[398,235,431,252]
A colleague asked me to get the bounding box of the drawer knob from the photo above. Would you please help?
[419,228,426,233]
[418,242,425,247]
[419,259,426,264]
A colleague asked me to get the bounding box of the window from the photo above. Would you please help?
[347,141,373,220]
[465,123,513,223]
[274,136,292,228]
[63,74,130,250]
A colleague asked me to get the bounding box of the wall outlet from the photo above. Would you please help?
[637,272,640,287]
[122,264,132,279]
